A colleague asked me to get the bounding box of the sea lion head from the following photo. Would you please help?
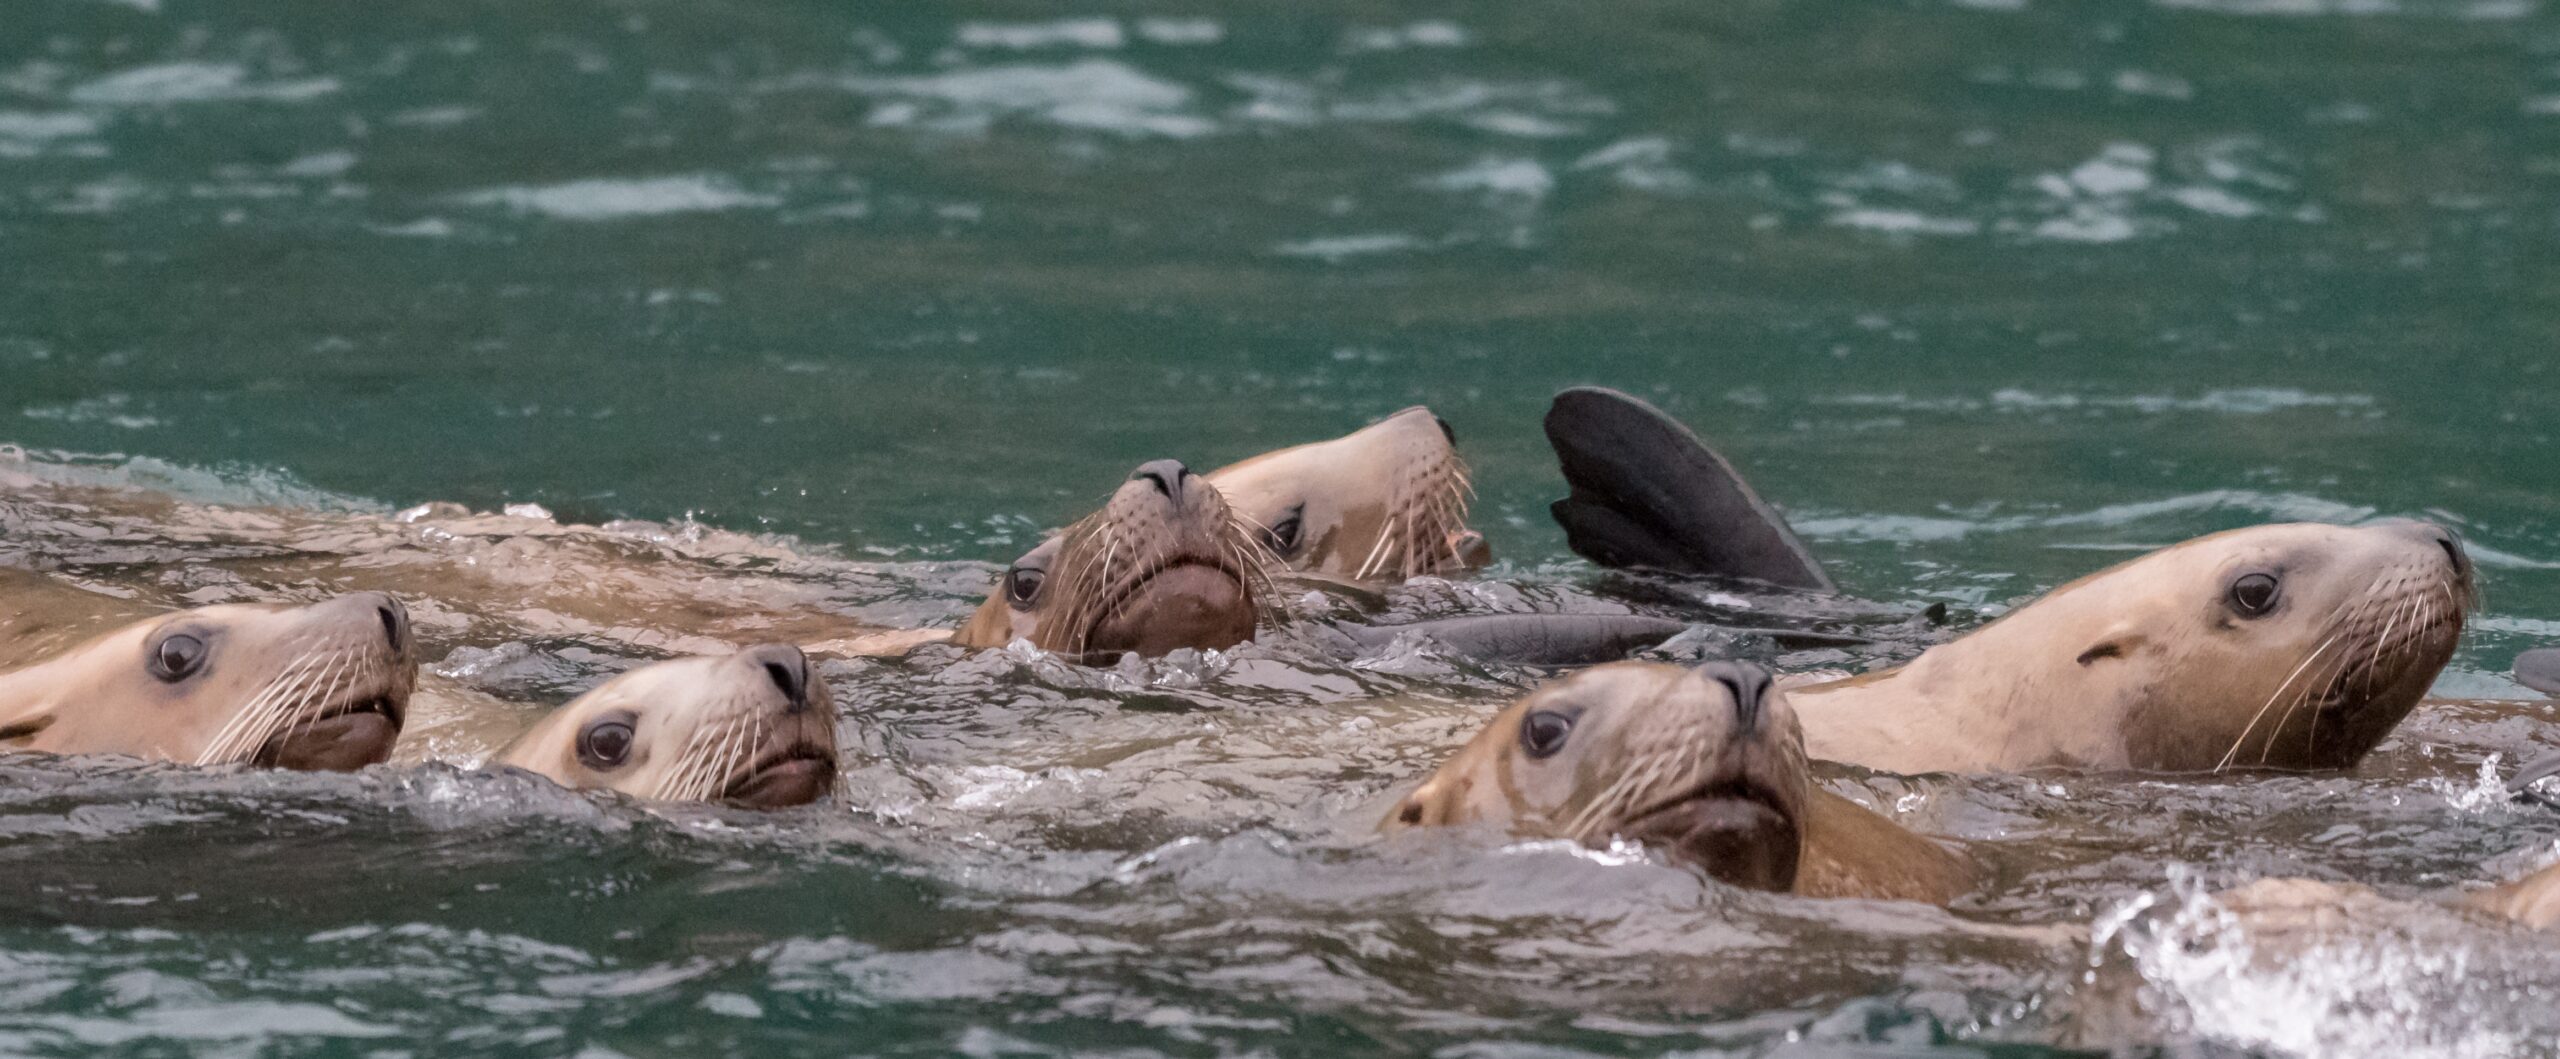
[955,459,1265,658]
[1206,406,1487,581]
[496,643,840,808]
[1386,660,1810,892]
[1953,520,2473,771]
[0,591,417,770]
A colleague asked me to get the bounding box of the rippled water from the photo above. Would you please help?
[7,0,2560,1054]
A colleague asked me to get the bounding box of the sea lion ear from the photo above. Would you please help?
[0,707,55,745]
[2075,629,2149,666]
[1384,783,1440,829]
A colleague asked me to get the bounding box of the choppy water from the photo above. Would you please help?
[6,0,2560,1054]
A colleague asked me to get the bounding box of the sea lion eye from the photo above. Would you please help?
[577,718,636,770]
[149,634,207,682]
[1005,566,1045,607]
[2228,572,2281,617]
[1519,710,1574,759]
[1264,506,1305,557]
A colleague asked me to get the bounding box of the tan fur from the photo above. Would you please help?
[1207,407,1486,582]
[495,645,839,805]
[2460,862,2560,930]
[954,464,1263,656]
[0,591,416,768]
[1792,522,2471,774]
[1386,662,1975,904]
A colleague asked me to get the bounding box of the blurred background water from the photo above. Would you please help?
[5,0,2560,1055]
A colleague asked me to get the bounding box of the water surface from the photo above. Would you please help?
[6,0,2560,1054]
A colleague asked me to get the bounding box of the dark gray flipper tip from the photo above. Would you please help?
[2515,648,2560,697]
[2509,749,2560,809]
[1543,387,1834,593]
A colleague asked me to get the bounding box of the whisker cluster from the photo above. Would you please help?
[652,693,760,801]
[2215,565,2469,772]
[194,636,374,767]
[1352,450,1476,582]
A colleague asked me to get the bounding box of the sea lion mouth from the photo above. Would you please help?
[1083,555,1256,656]
[251,695,404,772]
[719,743,839,809]
[1622,779,1802,892]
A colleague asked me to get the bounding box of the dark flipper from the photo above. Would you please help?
[1544,387,1834,592]
[2516,648,2560,696]
[2510,749,2560,810]
[1344,614,1691,666]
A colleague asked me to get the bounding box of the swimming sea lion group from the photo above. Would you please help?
[2,388,2555,943]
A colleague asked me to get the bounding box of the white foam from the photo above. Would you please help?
[849,60,1212,139]
[68,62,337,105]
[1135,18,1225,45]
[1420,157,1554,200]
[457,175,777,221]
[1273,233,1425,261]
[955,19,1125,50]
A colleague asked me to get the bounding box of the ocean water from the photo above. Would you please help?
[5,0,2560,1054]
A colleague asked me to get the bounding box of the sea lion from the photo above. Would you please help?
[2514,647,2560,696]
[1791,520,2473,774]
[1385,660,1975,903]
[953,459,1268,658]
[0,590,417,770]
[493,643,839,808]
[1205,406,1489,581]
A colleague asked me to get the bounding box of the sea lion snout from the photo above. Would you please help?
[742,642,812,712]
[2376,518,2470,580]
[1129,460,1196,506]
[1695,661,1775,735]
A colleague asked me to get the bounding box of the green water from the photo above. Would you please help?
[7,0,2560,1054]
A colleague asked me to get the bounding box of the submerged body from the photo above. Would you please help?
[0,589,417,771]
[1386,661,1974,904]
[1790,521,2472,774]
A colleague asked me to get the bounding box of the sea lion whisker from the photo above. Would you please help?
[219,645,333,766]
[1355,515,1400,582]
[2270,627,2361,766]
[195,660,296,766]
[198,645,332,766]
[270,645,359,765]
[709,703,753,799]
[692,710,747,800]
[2220,630,2343,773]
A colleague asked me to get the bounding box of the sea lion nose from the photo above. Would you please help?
[1131,460,1193,503]
[2431,527,2468,577]
[2388,519,2469,578]
[1697,660,1775,734]
[359,592,408,655]
[743,643,812,712]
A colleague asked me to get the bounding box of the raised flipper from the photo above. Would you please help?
[2511,748,2560,810]
[1544,387,1834,592]
[2515,647,2560,696]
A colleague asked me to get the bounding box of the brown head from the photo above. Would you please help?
[1206,406,1486,581]
[0,591,417,771]
[1385,661,1811,892]
[1806,520,2474,773]
[954,459,1266,658]
[494,643,840,809]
